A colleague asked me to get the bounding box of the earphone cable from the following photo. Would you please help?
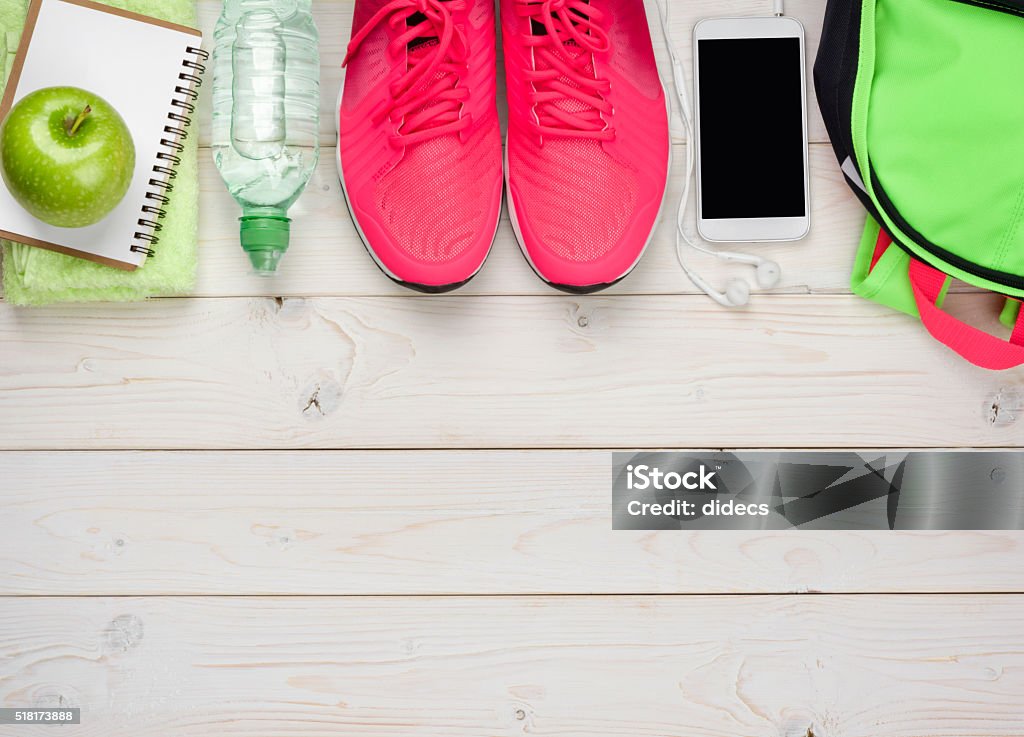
[654,0,784,301]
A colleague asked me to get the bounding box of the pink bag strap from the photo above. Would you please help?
[867,230,1024,369]
[909,256,1024,371]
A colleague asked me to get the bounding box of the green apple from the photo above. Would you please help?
[0,86,135,228]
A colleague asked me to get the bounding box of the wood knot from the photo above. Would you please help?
[103,614,144,655]
[985,388,1022,427]
[299,377,343,420]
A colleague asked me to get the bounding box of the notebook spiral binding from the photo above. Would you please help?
[131,46,209,258]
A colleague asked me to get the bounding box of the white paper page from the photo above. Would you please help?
[0,0,198,267]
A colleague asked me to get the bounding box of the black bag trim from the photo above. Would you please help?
[814,1,868,204]
[870,171,1024,291]
[950,0,1024,17]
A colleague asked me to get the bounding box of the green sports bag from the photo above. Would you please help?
[815,0,1024,370]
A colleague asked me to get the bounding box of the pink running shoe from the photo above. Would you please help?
[501,0,671,293]
[339,0,503,293]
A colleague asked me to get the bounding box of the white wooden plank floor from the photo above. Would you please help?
[3,294,1023,449]
[2,1,1024,734]
[4,451,1024,596]
[4,596,1024,737]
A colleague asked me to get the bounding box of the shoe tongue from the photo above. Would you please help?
[404,33,458,139]
[406,5,453,84]
[532,4,598,121]
[408,35,439,57]
[408,0,457,53]
[530,2,590,37]
[408,12,437,52]
[549,51,594,116]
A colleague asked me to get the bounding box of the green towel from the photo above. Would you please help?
[0,0,199,305]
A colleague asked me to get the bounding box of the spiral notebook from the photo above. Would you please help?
[0,0,204,270]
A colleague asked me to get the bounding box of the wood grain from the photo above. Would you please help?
[1,294,1022,450]
[2,595,1023,737]
[2,450,1023,596]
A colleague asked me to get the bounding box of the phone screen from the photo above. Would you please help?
[697,37,806,220]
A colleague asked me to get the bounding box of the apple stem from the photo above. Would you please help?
[66,105,92,137]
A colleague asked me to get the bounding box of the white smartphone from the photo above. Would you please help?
[693,16,810,243]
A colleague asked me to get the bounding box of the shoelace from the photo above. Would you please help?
[344,0,472,147]
[515,0,614,141]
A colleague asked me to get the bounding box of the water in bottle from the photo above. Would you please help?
[212,0,320,275]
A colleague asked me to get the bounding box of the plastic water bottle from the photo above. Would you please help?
[212,0,320,275]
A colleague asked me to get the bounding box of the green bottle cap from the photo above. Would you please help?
[240,216,291,276]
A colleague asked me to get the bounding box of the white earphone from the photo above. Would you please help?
[654,1,784,308]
